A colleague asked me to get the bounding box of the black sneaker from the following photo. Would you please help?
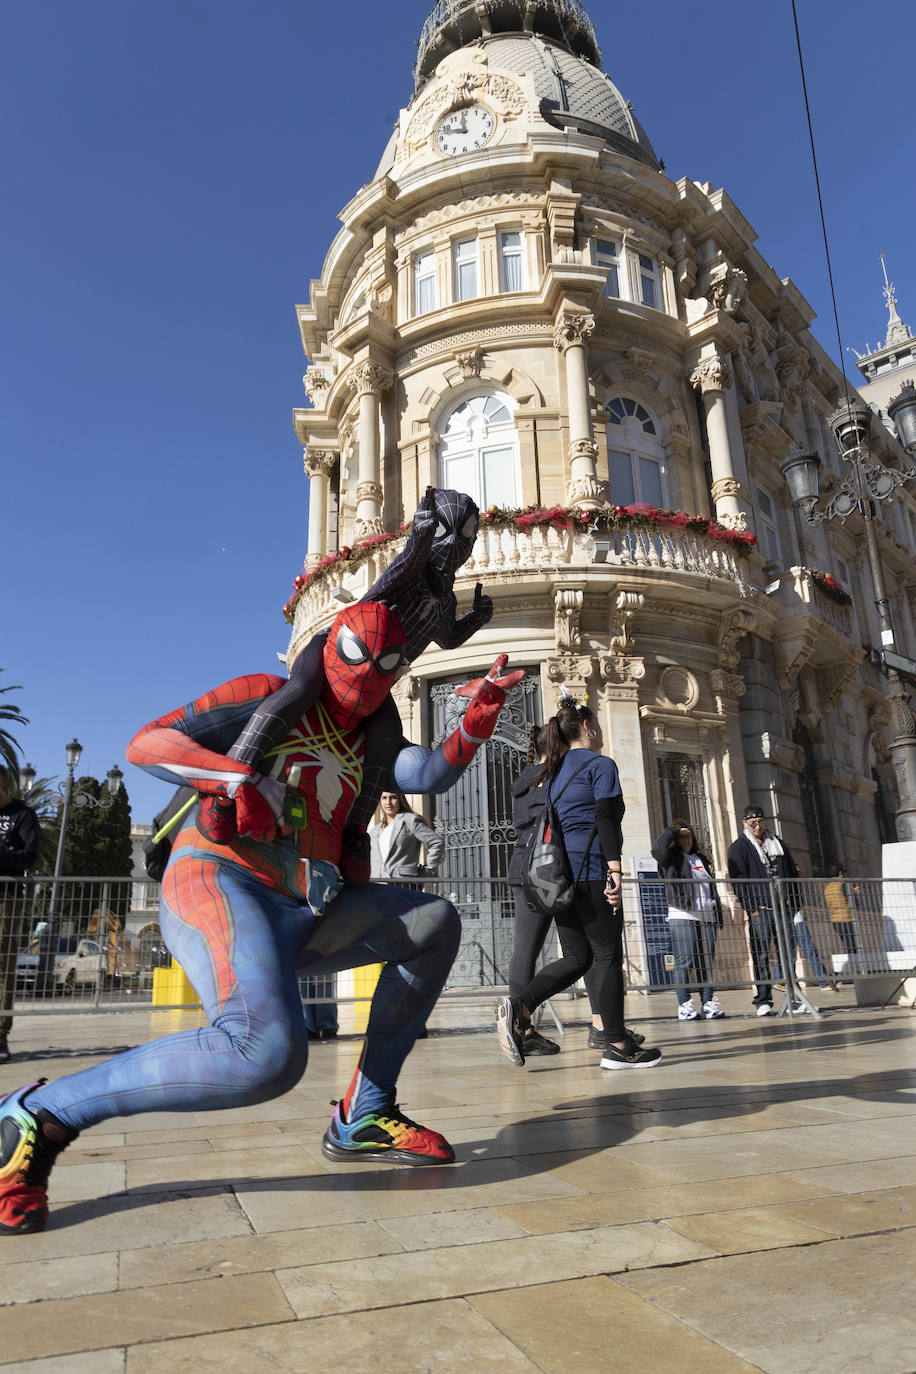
[587,1026,646,1050]
[495,996,527,1066]
[0,1036,10,1065]
[599,1035,662,1070]
[522,1029,560,1055]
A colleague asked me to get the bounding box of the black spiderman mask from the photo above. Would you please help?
[426,490,479,587]
[320,602,408,729]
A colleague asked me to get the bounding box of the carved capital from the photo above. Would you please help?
[569,438,599,463]
[303,448,337,481]
[391,674,420,705]
[354,515,385,539]
[349,362,393,397]
[455,347,483,379]
[690,355,734,394]
[565,473,606,510]
[710,477,745,504]
[553,310,595,352]
[547,655,595,692]
[710,669,746,707]
[355,480,383,506]
[610,590,644,655]
[554,588,584,653]
[716,510,749,532]
[718,608,755,670]
[707,266,748,315]
[599,654,645,688]
[889,685,916,741]
[303,367,331,404]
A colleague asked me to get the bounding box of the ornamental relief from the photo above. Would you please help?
[401,72,525,157]
[579,195,666,237]
[404,191,544,239]
[400,322,553,368]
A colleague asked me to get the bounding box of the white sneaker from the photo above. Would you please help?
[756,1003,773,1017]
[790,1002,810,1015]
[677,1001,698,1021]
[702,999,725,1020]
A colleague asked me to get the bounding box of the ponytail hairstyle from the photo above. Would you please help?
[525,723,551,766]
[531,695,594,787]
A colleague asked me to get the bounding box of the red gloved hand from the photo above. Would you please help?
[445,655,525,765]
[233,780,279,843]
[197,792,237,844]
[340,824,371,884]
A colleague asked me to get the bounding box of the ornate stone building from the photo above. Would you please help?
[286,0,916,881]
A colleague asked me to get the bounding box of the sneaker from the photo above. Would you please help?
[600,1035,663,1070]
[790,1002,811,1015]
[495,996,526,1067]
[678,1000,699,1021]
[587,1026,645,1049]
[0,1036,9,1064]
[0,1082,77,1234]
[522,1029,560,1055]
[702,998,725,1020]
[321,1095,454,1166]
[755,1003,773,1017]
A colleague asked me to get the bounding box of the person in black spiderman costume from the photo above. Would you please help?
[226,486,493,877]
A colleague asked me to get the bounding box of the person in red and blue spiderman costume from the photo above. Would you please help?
[0,601,522,1233]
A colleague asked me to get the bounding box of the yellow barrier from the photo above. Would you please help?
[151,961,201,1008]
[351,963,383,1033]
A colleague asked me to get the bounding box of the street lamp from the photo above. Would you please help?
[47,741,123,944]
[780,401,916,839]
[18,762,36,796]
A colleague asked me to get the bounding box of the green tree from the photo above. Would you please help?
[0,672,28,773]
[61,776,133,919]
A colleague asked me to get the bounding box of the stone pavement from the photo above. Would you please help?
[0,996,915,1373]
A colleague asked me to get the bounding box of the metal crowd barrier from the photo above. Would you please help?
[3,871,914,1020]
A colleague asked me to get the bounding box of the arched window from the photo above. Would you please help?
[438,392,520,508]
[604,397,667,506]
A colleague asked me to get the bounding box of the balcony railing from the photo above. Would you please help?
[289,523,754,645]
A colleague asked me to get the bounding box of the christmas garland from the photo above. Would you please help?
[805,568,852,606]
[282,503,757,623]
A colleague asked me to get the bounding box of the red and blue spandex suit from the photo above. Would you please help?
[29,603,520,1135]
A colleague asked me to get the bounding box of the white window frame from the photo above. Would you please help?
[636,252,662,310]
[413,249,436,317]
[593,237,664,313]
[754,486,783,569]
[604,398,667,507]
[596,238,622,299]
[453,236,479,303]
[498,231,525,293]
[437,391,521,510]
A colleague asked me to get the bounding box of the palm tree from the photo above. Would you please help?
[5,773,62,874]
[0,671,29,773]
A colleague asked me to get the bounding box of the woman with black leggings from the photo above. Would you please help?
[496,701,661,1070]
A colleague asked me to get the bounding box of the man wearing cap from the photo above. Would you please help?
[728,806,800,1016]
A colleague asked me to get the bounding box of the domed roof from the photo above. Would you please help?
[412,0,658,168]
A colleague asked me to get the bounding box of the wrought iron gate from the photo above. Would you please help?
[657,752,711,855]
[430,671,541,986]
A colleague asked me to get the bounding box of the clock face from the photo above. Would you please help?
[434,105,495,156]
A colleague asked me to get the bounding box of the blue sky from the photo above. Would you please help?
[3,0,913,827]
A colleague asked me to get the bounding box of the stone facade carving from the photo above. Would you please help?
[710,670,746,714]
[565,473,606,508]
[554,588,584,653]
[355,480,384,507]
[455,346,483,379]
[402,71,525,156]
[349,362,393,397]
[599,654,646,688]
[553,310,596,351]
[658,666,699,712]
[609,591,645,655]
[400,321,553,368]
[391,674,421,705]
[569,437,599,463]
[406,191,543,237]
[710,477,745,505]
[303,367,331,404]
[547,654,594,695]
[771,334,811,405]
[717,608,756,670]
[707,265,748,315]
[759,732,805,773]
[890,687,916,741]
[689,356,734,394]
[303,448,337,480]
[818,659,859,714]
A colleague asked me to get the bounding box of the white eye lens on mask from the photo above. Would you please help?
[460,517,477,538]
[376,649,405,674]
[434,520,448,538]
[337,628,368,665]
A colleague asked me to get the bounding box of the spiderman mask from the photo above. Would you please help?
[427,490,479,587]
[321,603,408,728]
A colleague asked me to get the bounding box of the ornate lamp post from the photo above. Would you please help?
[780,399,916,839]
[47,740,123,941]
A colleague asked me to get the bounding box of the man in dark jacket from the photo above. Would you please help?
[727,804,799,1016]
[0,769,42,1062]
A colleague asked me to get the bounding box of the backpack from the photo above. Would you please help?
[143,787,198,881]
[521,755,596,916]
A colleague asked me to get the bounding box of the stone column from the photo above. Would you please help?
[554,309,604,511]
[349,362,392,538]
[303,448,337,568]
[690,354,745,527]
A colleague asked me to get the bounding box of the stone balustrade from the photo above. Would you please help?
[780,566,854,640]
[287,523,754,655]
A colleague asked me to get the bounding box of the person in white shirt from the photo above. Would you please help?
[369,793,444,881]
[652,820,724,1021]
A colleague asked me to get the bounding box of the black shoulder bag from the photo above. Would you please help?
[521,755,597,917]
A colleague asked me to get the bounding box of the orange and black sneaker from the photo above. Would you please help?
[0,1082,78,1234]
[322,1094,455,1166]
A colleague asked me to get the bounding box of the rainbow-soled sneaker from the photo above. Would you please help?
[0,1082,77,1234]
[322,1095,455,1166]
